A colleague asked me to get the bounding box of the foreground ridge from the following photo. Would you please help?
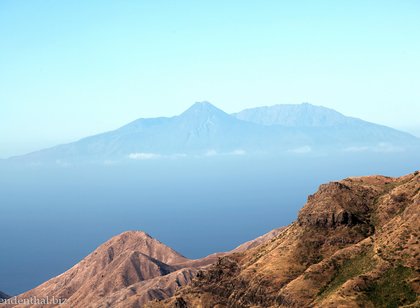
[10,228,282,307]
[149,171,420,308]
[8,171,420,307]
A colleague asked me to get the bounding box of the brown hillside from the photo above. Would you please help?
[11,228,282,307]
[150,171,420,308]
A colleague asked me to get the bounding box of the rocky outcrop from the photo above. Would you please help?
[149,171,420,308]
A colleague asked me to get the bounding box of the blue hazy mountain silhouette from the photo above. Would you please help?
[11,102,420,163]
[233,103,361,127]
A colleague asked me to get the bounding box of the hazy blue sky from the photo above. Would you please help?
[1,0,419,157]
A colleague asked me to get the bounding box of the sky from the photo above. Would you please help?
[1,0,420,158]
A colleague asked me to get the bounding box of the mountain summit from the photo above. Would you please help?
[14,231,196,307]
[177,101,238,129]
[181,101,227,117]
[10,102,420,163]
[233,102,354,127]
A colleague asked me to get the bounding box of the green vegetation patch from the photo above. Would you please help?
[364,265,416,308]
[317,249,375,300]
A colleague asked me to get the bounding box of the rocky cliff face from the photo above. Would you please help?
[149,171,420,308]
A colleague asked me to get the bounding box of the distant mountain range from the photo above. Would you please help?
[10,102,420,163]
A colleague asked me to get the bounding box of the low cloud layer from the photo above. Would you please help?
[128,153,161,160]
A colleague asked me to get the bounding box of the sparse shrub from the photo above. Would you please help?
[392,193,407,203]
[317,249,375,299]
[365,265,416,308]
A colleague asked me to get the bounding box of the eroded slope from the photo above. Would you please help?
[151,172,419,308]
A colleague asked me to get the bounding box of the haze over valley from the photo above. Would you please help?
[2,1,420,306]
[1,103,419,295]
